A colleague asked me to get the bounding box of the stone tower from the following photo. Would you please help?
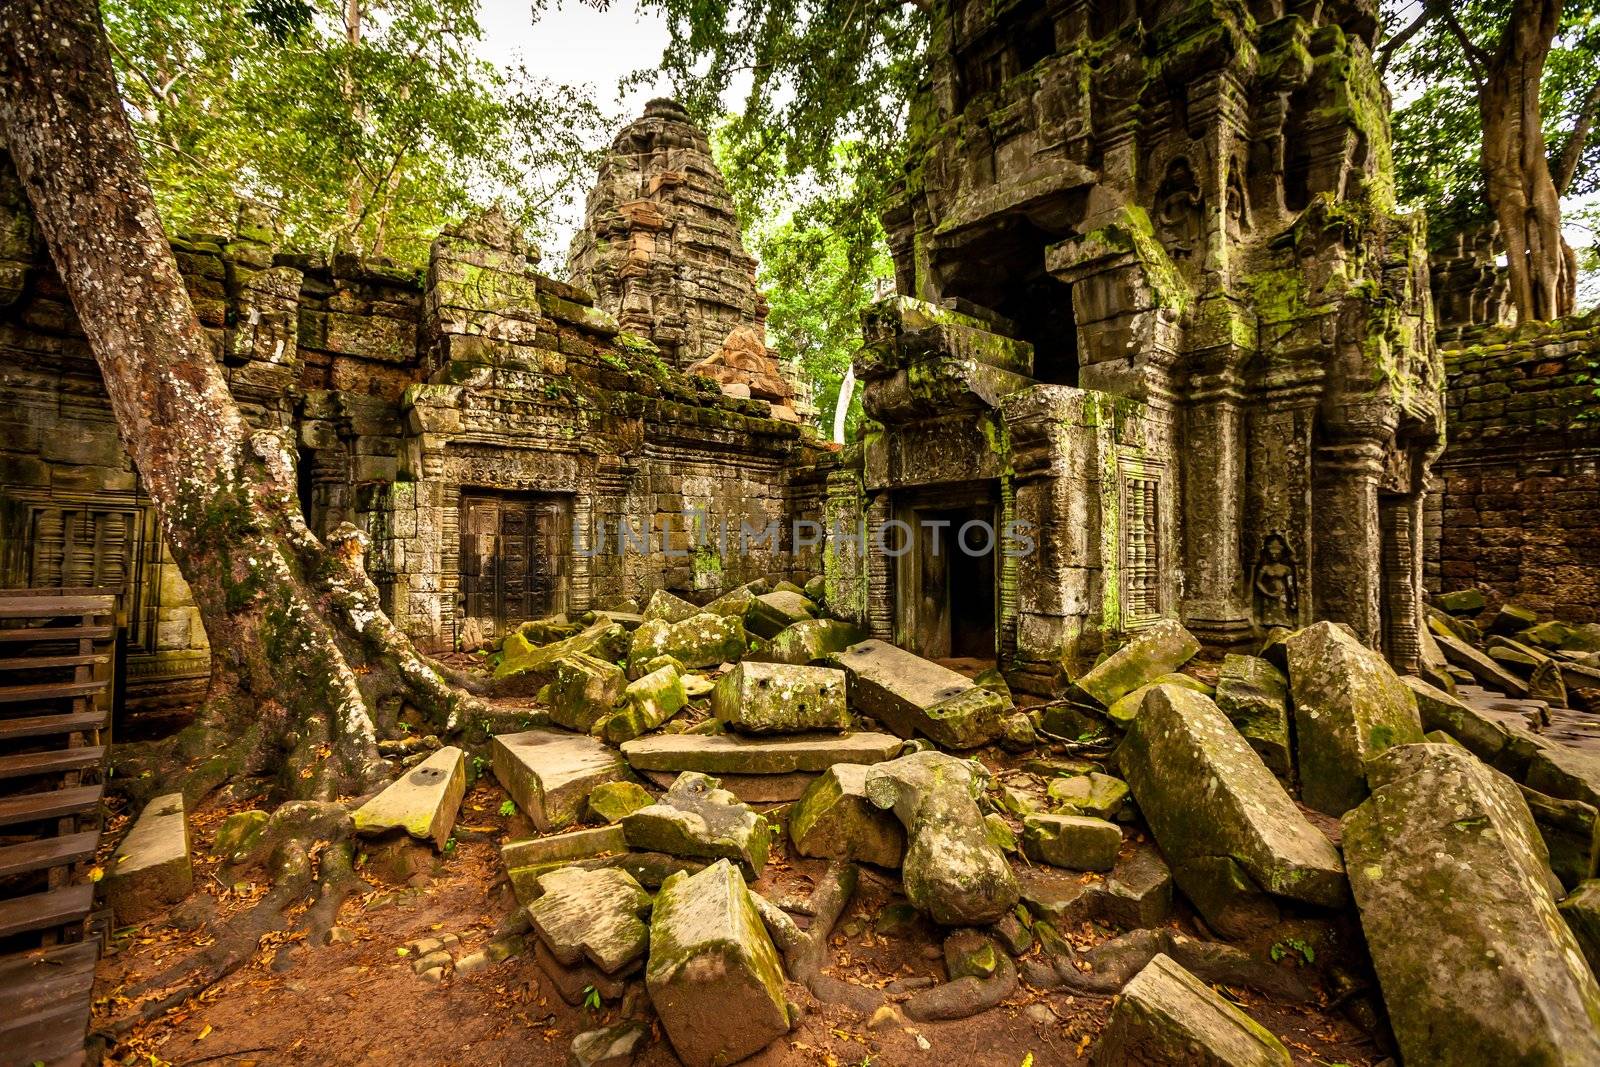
[568,99,771,373]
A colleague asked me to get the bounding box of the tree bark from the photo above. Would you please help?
[0,0,484,802]
[1474,0,1576,322]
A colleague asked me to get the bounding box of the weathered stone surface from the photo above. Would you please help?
[1435,588,1487,614]
[746,589,817,639]
[1285,622,1424,816]
[646,859,790,1067]
[865,751,1019,925]
[1343,743,1600,1066]
[546,652,628,733]
[1119,685,1346,936]
[1106,671,1209,725]
[1214,655,1291,776]
[104,793,193,924]
[1074,620,1200,708]
[353,746,466,849]
[1559,880,1600,976]
[504,825,629,874]
[535,939,632,1007]
[1488,603,1541,635]
[493,730,629,832]
[587,781,655,824]
[622,772,769,878]
[621,730,902,775]
[628,613,748,674]
[598,664,688,743]
[211,809,268,863]
[568,1020,648,1067]
[497,621,628,685]
[830,639,1005,748]
[643,588,700,624]
[1092,954,1291,1066]
[789,762,905,868]
[756,618,865,665]
[1046,771,1128,820]
[1526,742,1600,810]
[711,661,850,734]
[1523,786,1600,889]
[527,866,652,974]
[1401,674,1511,762]
[1434,629,1532,697]
[1022,814,1121,872]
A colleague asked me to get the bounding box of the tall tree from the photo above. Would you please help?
[1383,0,1600,320]
[105,0,609,261]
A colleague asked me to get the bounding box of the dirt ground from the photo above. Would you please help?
[90,772,1384,1067]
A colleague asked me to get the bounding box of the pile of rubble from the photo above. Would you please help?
[339,579,1600,1066]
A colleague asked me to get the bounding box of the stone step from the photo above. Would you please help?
[492,729,629,832]
[620,730,902,775]
[102,793,192,925]
[353,746,466,850]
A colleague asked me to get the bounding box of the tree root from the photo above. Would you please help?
[754,861,883,1013]
[1031,926,1314,1001]
[903,953,1018,1022]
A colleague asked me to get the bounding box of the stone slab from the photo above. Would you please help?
[493,729,629,832]
[829,639,1005,748]
[353,746,466,849]
[1092,954,1291,1066]
[711,661,850,734]
[1075,620,1200,708]
[104,792,193,924]
[527,866,652,974]
[621,730,902,774]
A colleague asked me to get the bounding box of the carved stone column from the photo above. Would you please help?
[1181,369,1252,644]
[1311,434,1387,645]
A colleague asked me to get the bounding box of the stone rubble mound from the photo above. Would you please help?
[459,582,1600,1064]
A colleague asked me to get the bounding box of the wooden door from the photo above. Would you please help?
[459,492,569,639]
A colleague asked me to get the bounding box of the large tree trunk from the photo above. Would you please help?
[0,0,483,804]
[1478,0,1576,323]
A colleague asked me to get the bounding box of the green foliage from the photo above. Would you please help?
[497,799,516,817]
[1383,0,1600,247]
[105,0,610,262]
[582,983,602,1011]
[1269,937,1316,964]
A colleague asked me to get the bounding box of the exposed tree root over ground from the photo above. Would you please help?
[92,778,1385,1067]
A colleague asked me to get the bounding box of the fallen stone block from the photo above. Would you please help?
[568,1020,648,1067]
[746,589,816,638]
[789,762,905,868]
[1106,671,1210,726]
[1488,603,1541,635]
[1091,953,1291,1066]
[642,768,816,803]
[527,866,652,974]
[1522,785,1600,889]
[587,781,655,824]
[1046,771,1128,820]
[1559,880,1600,976]
[711,661,850,734]
[1527,742,1600,810]
[1023,813,1121,871]
[1343,743,1600,1066]
[1285,621,1424,817]
[353,745,466,850]
[546,652,628,733]
[621,730,902,775]
[1401,675,1510,762]
[1434,630,1531,698]
[1119,685,1345,937]
[1214,655,1292,776]
[622,772,770,878]
[496,621,629,688]
[865,751,1019,925]
[643,588,700,624]
[1074,619,1200,708]
[503,825,628,871]
[830,639,1005,748]
[627,612,748,675]
[493,729,629,832]
[598,665,689,744]
[756,618,865,665]
[646,860,790,1067]
[534,939,632,1006]
[1434,588,1486,615]
[104,792,193,924]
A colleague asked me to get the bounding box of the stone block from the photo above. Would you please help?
[587,781,655,824]
[1074,619,1200,708]
[746,589,816,638]
[1045,772,1128,820]
[1559,880,1600,976]
[830,639,1005,748]
[711,661,850,734]
[546,652,628,734]
[527,866,652,974]
[646,860,790,1067]
[789,762,905,868]
[1214,655,1292,776]
[1092,954,1291,1066]
[1401,674,1510,762]
[621,730,903,775]
[1285,622,1424,816]
[493,730,629,832]
[104,793,193,924]
[1106,671,1210,725]
[1343,744,1600,1066]
[622,772,770,878]
[1434,630,1531,697]
[1022,813,1121,871]
[642,588,700,623]
[352,745,466,849]
[1120,685,1346,937]
[598,664,688,744]
[627,613,747,674]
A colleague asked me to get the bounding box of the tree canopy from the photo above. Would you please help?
[106,0,610,262]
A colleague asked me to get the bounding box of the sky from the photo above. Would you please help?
[477,0,674,116]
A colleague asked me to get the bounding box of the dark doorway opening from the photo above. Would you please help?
[895,486,999,663]
[934,217,1079,386]
[459,490,571,640]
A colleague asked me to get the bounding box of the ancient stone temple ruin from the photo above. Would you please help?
[821,0,1445,690]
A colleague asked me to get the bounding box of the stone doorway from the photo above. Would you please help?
[895,485,999,662]
[458,491,571,639]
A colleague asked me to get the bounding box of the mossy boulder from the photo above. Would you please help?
[495,620,628,686]
[1119,685,1346,938]
[1074,620,1200,708]
[1434,588,1487,615]
[1106,671,1209,726]
[755,618,865,665]
[1285,622,1424,817]
[621,772,770,879]
[643,588,701,624]
[526,866,651,975]
[711,661,851,734]
[586,781,655,824]
[1092,954,1291,1066]
[597,665,688,744]
[545,652,628,733]
[789,762,905,868]
[1046,772,1129,820]
[627,613,748,675]
[212,809,268,864]
[746,590,817,639]
[1213,654,1291,776]
[646,860,790,1067]
[1342,744,1600,1066]
[1022,813,1121,871]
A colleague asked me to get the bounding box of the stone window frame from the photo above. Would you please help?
[1116,453,1164,630]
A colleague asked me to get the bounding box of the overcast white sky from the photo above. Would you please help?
[477,0,674,114]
